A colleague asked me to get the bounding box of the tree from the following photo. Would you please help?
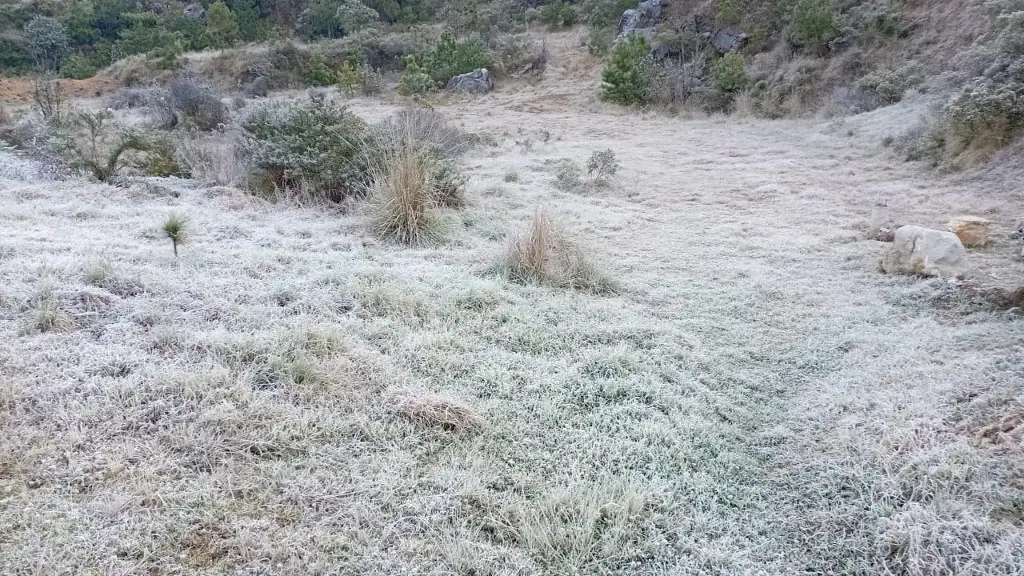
[25,16,70,73]
[62,0,100,47]
[336,0,378,35]
[600,35,653,105]
[205,1,240,48]
[297,0,343,38]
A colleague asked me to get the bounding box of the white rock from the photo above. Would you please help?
[881,225,969,278]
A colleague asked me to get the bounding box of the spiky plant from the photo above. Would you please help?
[163,213,188,257]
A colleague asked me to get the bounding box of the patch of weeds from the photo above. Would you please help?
[586,148,620,186]
[553,159,584,193]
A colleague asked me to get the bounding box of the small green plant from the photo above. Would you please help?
[142,135,181,177]
[397,55,436,96]
[786,0,840,53]
[586,149,620,184]
[553,159,584,192]
[338,60,360,95]
[711,52,749,94]
[162,213,188,257]
[600,36,654,105]
[538,0,578,29]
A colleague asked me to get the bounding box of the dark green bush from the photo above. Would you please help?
[600,36,654,105]
[786,0,839,53]
[711,52,748,94]
[580,0,637,28]
[537,0,577,29]
[237,98,369,201]
[301,50,339,86]
[423,31,494,84]
[397,55,435,96]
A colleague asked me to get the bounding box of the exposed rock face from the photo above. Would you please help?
[183,3,206,21]
[881,225,969,278]
[616,0,662,43]
[243,77,269,98]
[445,69,493,94]
[711,29,749,54]
[948,216,991,248]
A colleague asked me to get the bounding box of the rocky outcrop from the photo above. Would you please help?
[243,77,269,98]
[445,69,493,94]
[711,29,749,54]
[183,3,206,21]
[881,225,969,278]
[616,0,662,43]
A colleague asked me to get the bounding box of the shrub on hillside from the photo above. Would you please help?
[204,1,240,49]
[237,98,368,201]
[397,56,436,96]
[301,50,339,86]
[424,31,494,85]
[336,0,379,34]
[338,60,383,95]
[537,0,577,29]
[168,76,228,131]
[858,63,923,105]
[601,36,655,105]
[25,16,70,73]
[944,77,1024,153]
[580,0,638,28]
[786,0,840,53]
[711,52,749,94]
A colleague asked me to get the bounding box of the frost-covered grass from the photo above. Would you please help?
[1,94,1023,576]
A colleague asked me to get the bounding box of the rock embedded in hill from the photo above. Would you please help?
[243,77,269,98]
[446,69,493,94]
[948,216,991,248]
[616,0,662,43]
[711,29,749,54]
[881,225,969,278]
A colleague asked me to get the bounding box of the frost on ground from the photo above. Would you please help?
[2,83,1024,573]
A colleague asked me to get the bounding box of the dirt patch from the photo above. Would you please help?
[0,77,121,105]
[976,409,1024,448]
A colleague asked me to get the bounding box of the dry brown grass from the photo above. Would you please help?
[504,208,615,293]
[388,390,485,435]
[368,138,439,244]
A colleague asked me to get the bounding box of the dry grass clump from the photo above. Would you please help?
[368,138,440,245]
[26,290,73,333]
[377,108,470,158]
[388,390,484,435]
[503,208,616,293]
[175,130,240,186]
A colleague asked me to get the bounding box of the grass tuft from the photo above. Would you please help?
[503,208,616,293]
[388,390,485,435]
[367,137,442,245]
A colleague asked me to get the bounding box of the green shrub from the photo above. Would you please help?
[717,0,745,25]
[786,0,839,53]
[0,34,33,73]
[142,135,182,177]
[336,0,379,34]
[301,50,338,86]
[711,52,748,94]
[586,27,614,56]
[60,53,100,79]
[944,77,1024,151]
[537,0,577,29]
[338,60,383,95]
[423,31,494,84]
[858,64,923,105]
[237,98,369,201]
[25,16,70,73]
[600,36,654,105]
[586,148,620,184]
[204,1,239,49]
[397,55,435,96]
[580,0,637,28]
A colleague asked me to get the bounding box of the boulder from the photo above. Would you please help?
[616,0,662,43]
[881,225,969,278]
[711,29,749,54]
[243,76,269,98]
[947,216,990,248]
[183,3,206,21]
[446,69,493,94]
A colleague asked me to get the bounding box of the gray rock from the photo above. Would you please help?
[881,225,969,278]
[183,3,206,21]
[243,77,269,98]
[711,29,749,54]
[616,0,662,43]
[446,69,493,94]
